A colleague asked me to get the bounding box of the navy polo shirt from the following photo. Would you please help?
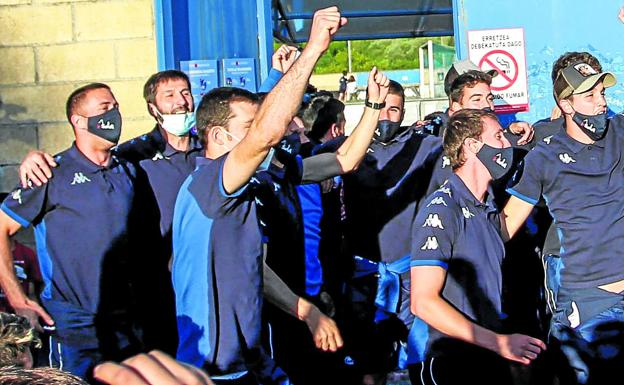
[508,114,624,289]
[411,174,505,356]
[114,126,202,239]
[172,155,265,377]
[343,129,450,263]
[0,144,136,315]
[254,149,306,294]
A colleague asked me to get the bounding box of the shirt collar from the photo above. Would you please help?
[447,173,497,213]
[66,142,120,174]
[557,124,607,154]
[150,125,203,157]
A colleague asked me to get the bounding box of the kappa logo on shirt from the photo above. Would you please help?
[558,153,576,164]
[70,172,91,185]
[494,153,508,169]
[442,156,451,169]
[11,189,22,205]
[543,135,553,145]
[427,197,447,207]
[420,236,439,250]
[568,301,580,328]
[272,182,280,192]
[151,152,170,161]
[423,213,444,229]
[438,187,452,197]
[462,207,475,219]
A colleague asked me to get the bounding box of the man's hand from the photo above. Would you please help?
[366,66,390,104]
[94,350,214,385]
[305,6,347,55]
[619,6,624,23]
[19,150,57,188]
[13,297,54,332]
[302,304,344,352]
[272,44,299,74]
[495,333,546,365]
[508,121,534,145]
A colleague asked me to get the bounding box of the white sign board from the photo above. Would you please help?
[468,28,529,114]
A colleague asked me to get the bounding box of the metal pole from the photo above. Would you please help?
[347,40,352,73]
[428,40,435,98]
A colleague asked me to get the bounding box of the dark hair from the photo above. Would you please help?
[143,70,191,106]
[195,87,259,146]
[387,79,405,102]
[449,70,492,104]
[65,83,111,123]
[444,109,498,169]
[551,52,602,83]
[301,95,345,141]
[0,367,88,385]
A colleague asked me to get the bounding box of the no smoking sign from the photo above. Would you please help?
[468,28,529,113]
[479,50,518,91]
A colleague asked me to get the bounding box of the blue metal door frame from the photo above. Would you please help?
[154,0,273,84]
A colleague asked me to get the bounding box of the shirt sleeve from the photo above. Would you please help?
[505,152,543,206]
[258,68,283,93]
[187,155,250,218]
[410,192,461,269]
[0,184,49,228]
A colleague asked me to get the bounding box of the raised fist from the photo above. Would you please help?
[366,66,390,104]
[306,6,348,55]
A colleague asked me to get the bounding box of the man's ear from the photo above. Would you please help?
[463,137,482,154]
[450,101,462,114]
[210,126,225,145]
[558,98,575,116]
[148,103,161,120]
[330,123,341,138]
[71,114,85,131]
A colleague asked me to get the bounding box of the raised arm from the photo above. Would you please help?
[333,67,389,172]
[0,211,53,330]
[410,265,545,365]
[222,6,347,194]
[501,195,535,241]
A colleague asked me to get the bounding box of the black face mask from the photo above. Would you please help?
[374,120,402,143]
[87,107,122,144]
[572,110,608,141]
[476,143,514,180]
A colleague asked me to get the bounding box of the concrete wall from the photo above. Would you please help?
[0,0,158,192]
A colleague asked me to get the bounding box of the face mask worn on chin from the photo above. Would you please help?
[155,108,195,136]
[87,107,122,144]
[572,110,608,141]
[476,141,514,180]
[221,129,275,172]
[374,120,402,143]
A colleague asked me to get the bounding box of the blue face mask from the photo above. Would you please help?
[572,110,608,141]
[154,107,195,136]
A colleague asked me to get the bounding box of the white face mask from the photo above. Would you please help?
[220,128,274,172]
[153,107,195,136]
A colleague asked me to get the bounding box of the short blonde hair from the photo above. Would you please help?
[443,109,498,169]
[0,312,41,367]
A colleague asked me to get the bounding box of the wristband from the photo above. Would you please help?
[365,99,386,110]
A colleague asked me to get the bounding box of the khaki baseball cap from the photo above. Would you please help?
[554,61,617,100]
[444,60,499,96]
